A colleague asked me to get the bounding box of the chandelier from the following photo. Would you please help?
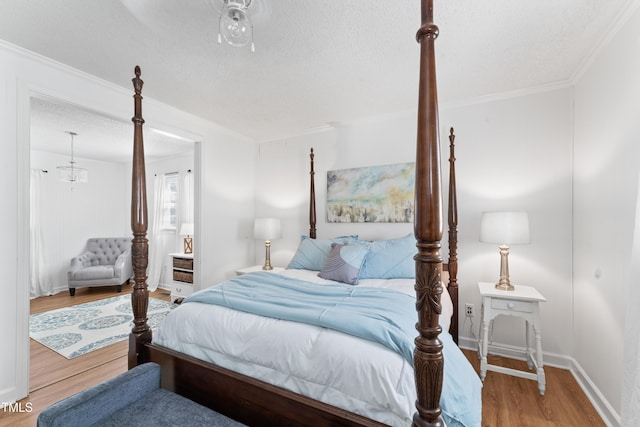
[56,131,88,185]
[217,0,255,52]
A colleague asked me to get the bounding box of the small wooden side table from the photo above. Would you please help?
[478,281,547,395]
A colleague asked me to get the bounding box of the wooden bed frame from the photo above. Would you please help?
[128,1,453,425]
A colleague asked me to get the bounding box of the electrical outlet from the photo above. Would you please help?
[465,303,474,317]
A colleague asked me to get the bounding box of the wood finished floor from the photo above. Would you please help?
[1,287,605,426]
[462,350,605,426]
[0,284,171,427]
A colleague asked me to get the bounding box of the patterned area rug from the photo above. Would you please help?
[30,294,177,359]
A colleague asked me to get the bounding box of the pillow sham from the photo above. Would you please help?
[358,233,416,279]
[287,235,358,271]
[318,243,370,285]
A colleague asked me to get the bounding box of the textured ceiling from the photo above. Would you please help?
[30,96,194,163]
[0,0,633,160]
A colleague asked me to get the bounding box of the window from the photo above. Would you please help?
[160,173,179,230]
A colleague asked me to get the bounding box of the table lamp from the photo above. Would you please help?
[480,211,530,291]
[254,218,281,270]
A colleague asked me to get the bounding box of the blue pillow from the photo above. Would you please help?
[318,243,370,285]
[358,234,416,279]
[287,235,358,271]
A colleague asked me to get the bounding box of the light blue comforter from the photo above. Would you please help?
[183,271,482,426]
[185,271,416,364]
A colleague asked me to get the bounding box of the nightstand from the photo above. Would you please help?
[235,265,285,275]
[478,281,547,395]
[169,252,194,301]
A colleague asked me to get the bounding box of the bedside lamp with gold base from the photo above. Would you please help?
[480,211,530,291]
[253,218,281,270]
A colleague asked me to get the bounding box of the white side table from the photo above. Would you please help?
[478,281,547,395]
[235,265,285,275]
[169,252,194,302]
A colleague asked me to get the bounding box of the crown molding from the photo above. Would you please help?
[570,0,640,85]
[440,80,572,111]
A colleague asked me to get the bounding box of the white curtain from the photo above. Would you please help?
[621,173,640,426]
[147,175,171,291]
[30,170,54,297]
[147,172,194,292]
[177,171,193,247]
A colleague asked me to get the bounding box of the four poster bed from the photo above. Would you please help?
[128,2,481,426]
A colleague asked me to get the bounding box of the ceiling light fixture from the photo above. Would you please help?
[57,131,88,187]
[217,0,255,52]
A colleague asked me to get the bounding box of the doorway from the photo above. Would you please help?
[27,93,199,392]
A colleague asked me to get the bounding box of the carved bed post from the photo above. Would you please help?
[128,66,151,369]
[448,128,459,344]
[309,148,317,239]
[413,0,444,426]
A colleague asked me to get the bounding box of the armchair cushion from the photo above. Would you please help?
[71,265,116,281]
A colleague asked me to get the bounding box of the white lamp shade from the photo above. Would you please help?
[254,218,282,241]
[179,223,194,236]
[480,211,530,245]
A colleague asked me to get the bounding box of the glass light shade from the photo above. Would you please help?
[57,165,88,183]
[180,223,194,236]
[253,218,282,241]
[57,131,88,184]
[480,211,530,245]
[220,6,252,47]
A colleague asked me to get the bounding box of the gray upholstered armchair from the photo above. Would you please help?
[67,237,133,296]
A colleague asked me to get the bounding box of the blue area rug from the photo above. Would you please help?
[30,294,177,359]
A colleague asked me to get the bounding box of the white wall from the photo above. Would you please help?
[0,42,26,407]
[0,41,256,404]
[199,137,257,285]
[30,150,129,296]
[573,4,640,424]
[256,87,574,360]
[444,89,574,358]
[255,115,422,268]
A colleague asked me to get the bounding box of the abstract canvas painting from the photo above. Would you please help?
[327,162,415,223]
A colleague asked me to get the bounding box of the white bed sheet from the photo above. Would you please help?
[154,269,455,426]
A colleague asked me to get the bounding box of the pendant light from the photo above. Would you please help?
[56,131,88,186]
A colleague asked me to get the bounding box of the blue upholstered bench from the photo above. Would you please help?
[37,362,246,427]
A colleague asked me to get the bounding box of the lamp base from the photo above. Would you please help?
[183,237,193,254]
[262,240,273,270]
[495,244,515,291]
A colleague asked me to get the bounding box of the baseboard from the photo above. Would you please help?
[459,337,620,426]
[570,358,620,427]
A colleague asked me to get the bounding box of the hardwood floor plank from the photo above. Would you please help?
[0,285,173,427]
[30,340,128,391]
[28,284,172,392]
[462,349,605,426]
